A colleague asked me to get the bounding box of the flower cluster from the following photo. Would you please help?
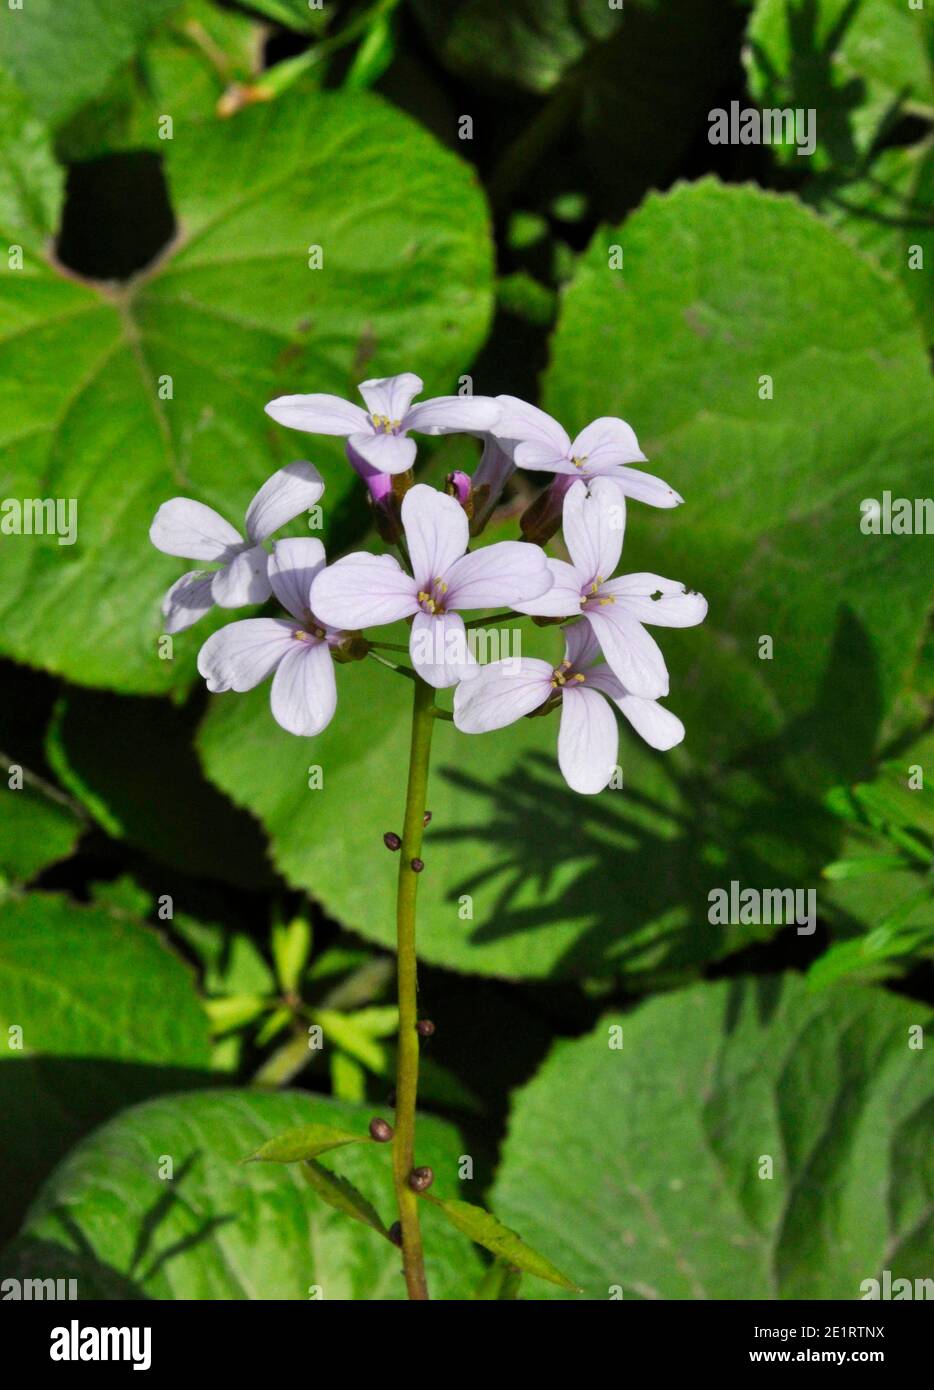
[149,374,706,793]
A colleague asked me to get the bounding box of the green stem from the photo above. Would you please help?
[392,675,435,1300]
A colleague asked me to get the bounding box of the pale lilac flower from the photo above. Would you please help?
[265,373,500,476]
[310,483,553,688]
[197,539,343,737]
[454,623,685,795]
[149,462,324,633]
[492,396,682,509]
[514,478,707,699]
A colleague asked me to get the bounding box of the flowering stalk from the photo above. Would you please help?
[392,673,435,1300]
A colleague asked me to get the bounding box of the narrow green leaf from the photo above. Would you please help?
[422,1194,578,1291]
[473,1258,522,1300]
[246,1122,371,1164]
[301,1160,390,1240]
[822,854,907,881]
[271,915,312,994]
[314,1008,389,1073]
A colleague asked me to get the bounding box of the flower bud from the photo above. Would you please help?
[407,1166,434,1193]
[445,470,473,517]
[519,474,573,546]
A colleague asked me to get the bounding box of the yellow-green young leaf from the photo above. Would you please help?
[473,1259,522,1300]
[315,1008,388,1074]
[421,1194,578,1291]
[330,1052,367,1104]
[246,1122,371,1164]
[204,994,269,1036]
[271,915,312,994]
[302,1160,389,1239]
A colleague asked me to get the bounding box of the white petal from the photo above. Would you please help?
[514,441,576,472]
[602,573,708,627]
[454,658,553,732]
[401,484,468,589]
[491,395,570,456]
[604,465,683,508]
[615,694,685,751]
[571,416,647,467]
[161,570,215,634]
[244,461,324,542]
[310,552,418,629]
[513,557,580,618]
[268,537,326,622]
[211,544,272,608]
[149,498,242,561]
[264,393,368,435]
[270,640,337,737]
[403,395,500,434]
[197,618,295,693]
[358,373,424,420]
[584,607,669,699]
[444,540,552,611]
[562,477,625,584]
[558,685,618,794]
[409,611,477,689]
[348,430,417,475]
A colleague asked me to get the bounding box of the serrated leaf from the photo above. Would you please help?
[422,1193,577,1291]
[492,975,933,1298]
[0,87,493,693]
[1,1091,480,1298]
[301,1159,389,1238]
[246,1121,371,1163]
[0,892,211,1240]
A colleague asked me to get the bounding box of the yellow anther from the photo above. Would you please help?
[597,596,615,606]
[571,672,586,682]
[571,455,588,469]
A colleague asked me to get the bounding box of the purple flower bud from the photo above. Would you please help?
[445,469,473,515]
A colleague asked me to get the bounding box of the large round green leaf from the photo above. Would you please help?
[0,893,211,1239]
[1,1090,481,1299]
[491,974,933,1299]
[0,85,493,692]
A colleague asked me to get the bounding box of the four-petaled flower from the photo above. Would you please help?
[454,622,685,795]
[197,539,345,736]
[513,478,707,698]
[492,397,682,509]
[150,462,324,632]
[310,484,553,688]
[265,373,500,476]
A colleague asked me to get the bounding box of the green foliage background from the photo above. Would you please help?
[0,0,931,1300]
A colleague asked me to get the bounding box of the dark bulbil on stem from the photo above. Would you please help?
[389,1221,403,1248]
[423,810,432,826]
[369,1116,394,1142]
[407,1166,434,1193]
[416,1019,435,1038]
[410,857,424,873]
[383,831,402,851]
